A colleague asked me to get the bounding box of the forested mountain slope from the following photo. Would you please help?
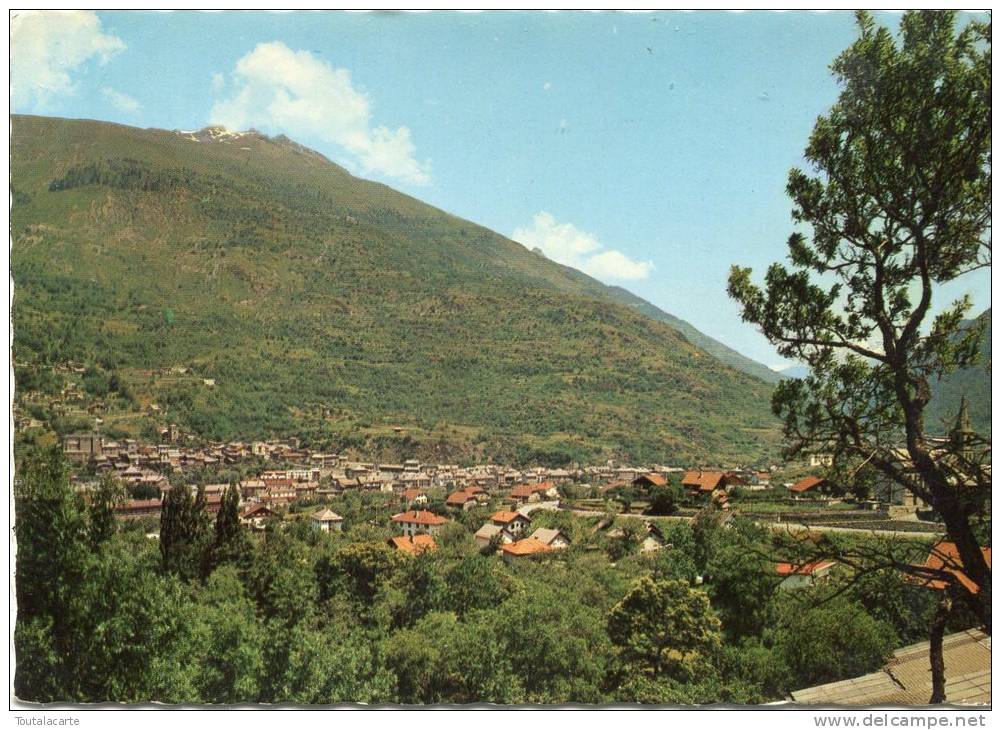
[11,115,780,464]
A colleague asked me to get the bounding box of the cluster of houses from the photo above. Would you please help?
[62,431,785,493]
[380,503,572,563]
[62,432,331,470]
[68,431,907,546]
[473,510,570,561]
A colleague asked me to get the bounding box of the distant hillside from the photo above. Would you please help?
[10,115,781,465]
[600,286,783,384]
[926,309,991,436]
[778,365,810,380]
[525,255,782,384]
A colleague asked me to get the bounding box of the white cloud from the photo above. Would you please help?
[543,81,551,91]
[513,212,654,282]
[585,250,655,281]
[210,72,225,93]
[11,10,125,111]
[210,42,430,185]
[101,87,140,113]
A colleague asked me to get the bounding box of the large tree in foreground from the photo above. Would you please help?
[728,9,991,635]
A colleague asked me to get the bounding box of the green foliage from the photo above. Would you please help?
[15,446,946,705]
[202,483,249,577]
[839,567,938,645]
[646,485,682,516]
[491,587,614,703]
[13,446,89,623]
[189,567,266,703]
[88,470,126,547]
[607,577,722,681]
[608,484,639,514]
[246,533,318,627]
[647,524,701,584]
[926,309,992,435]
[382,611,523,704]
[377,552,449,630]
[702,519,780,638]
[261,623,394,704]
[605,517,646,561]
[48,158,190,193]
[441,554,514,617]
[719,639,793,704]
[316,541,405,605]
[773,590,897,688]
[160,483,211,580]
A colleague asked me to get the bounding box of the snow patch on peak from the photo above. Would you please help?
[174,126,257,143]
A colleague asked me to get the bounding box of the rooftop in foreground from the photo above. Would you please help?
[791,629,990,706]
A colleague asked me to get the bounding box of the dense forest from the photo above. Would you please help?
[15,446,962,705]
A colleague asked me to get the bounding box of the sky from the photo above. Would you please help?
[9,10,992,371]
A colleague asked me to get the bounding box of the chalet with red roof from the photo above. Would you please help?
[787,475,834,498]
[446,488,480,511]
[391,510,448,537]
[510,481,558,504]
[681,470,746,497]
[240,504,274,530]
[632,472,667,489]
[474,510,531,548]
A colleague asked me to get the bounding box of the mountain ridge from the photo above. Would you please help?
[11,114,781,465]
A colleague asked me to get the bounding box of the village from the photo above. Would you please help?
[60,417,952,562]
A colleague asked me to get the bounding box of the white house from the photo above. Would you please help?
[312,508,344,532]
[529,528,570,550]
[390,510,448,537]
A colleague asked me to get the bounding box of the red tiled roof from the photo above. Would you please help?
[501,537,553,557]
[389,534,437,555]
[402,488,425,501]
[114,498,162,514]
[446,489,477,505]
[510,482,554,498]
[919,542,992,595]
[391,510,448,526]
[789,475,827,493]
[634,472,667,487]
[775,560,836,577]
[681,470,726,492]
[490,510,526,525]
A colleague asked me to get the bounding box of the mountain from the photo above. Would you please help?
[778,365,810,380]
[524,253,783,384]
[596,285,783,384]
[926,309,991,436]
[10,115,781,465]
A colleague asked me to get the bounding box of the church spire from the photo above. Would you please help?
[950,395,974,457]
